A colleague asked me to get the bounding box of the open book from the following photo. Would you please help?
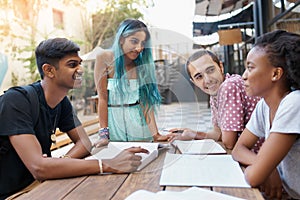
[173,139,226,154]
[88,142,160,171]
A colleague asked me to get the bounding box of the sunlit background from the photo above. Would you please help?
[1,0,299,108]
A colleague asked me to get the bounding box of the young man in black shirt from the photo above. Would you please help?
[0,38,148,199]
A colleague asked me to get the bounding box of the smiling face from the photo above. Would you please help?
[242,46,277,97]
[188,54,224,96]
[52,53,83,89]
[120,31,146,61]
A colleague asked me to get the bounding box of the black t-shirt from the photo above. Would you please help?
[0,81,81,199]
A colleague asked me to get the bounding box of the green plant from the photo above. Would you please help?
[0,0,45,85]
[84,0,148,49]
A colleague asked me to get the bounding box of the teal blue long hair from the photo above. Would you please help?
[111,19,161,114]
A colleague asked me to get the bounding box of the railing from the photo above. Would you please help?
[50,118,99,150]
[155,58,181,104]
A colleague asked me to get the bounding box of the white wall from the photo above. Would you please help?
[0,0,89,93]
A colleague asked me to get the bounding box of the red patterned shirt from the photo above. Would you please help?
[210,73,263,152]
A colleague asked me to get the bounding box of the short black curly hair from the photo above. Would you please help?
[255,30,300,90]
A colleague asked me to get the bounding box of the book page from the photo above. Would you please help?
[87,142,159,171]
[125,187,245,200]
[173,139,226,154]
[159,153,250,188]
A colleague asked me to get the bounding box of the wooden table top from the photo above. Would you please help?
[16,145,264,200]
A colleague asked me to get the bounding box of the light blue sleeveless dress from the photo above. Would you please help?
[107,78,153,141]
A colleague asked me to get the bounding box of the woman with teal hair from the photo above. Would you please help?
[94,19,168,145]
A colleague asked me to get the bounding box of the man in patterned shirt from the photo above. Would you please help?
[168,49,263,151]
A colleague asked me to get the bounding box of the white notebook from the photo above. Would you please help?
[87,142,160,171]
[173,139,226,154]
[159,153,250,188]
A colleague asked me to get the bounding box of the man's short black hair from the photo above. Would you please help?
[35,38,80,79]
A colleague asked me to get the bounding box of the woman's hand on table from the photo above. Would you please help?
[153,133,170,142]
[166,128,197,143]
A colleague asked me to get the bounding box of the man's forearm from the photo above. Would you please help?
[195,131,207,140]
[202,130,221,141]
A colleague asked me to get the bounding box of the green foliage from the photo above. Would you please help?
[16,38,40,83]
[11,72,18,86]
[88,0,148,49]
[0,0,149,93]
[0,0,45,85]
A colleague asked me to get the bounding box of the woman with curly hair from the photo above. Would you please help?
[232,30,300,199]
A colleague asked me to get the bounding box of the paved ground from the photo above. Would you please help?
[51,101,212,157]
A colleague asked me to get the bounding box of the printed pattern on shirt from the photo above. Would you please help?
[211,74,260,132]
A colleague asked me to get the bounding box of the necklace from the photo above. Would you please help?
[50,115,57,144]
[49,109,58,144]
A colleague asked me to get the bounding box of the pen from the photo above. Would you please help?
[170,141,182,154]
[161,129,184,134]
[172,130,184,133]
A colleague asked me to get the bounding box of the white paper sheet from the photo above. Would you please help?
[173,139,226,154]
[125,187,246,200]
[159,153,250,188]
[87,142,159,171]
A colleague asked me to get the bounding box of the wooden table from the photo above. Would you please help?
[16,146,264,200]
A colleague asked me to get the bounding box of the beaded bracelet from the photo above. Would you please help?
[98,127,110,140]
[98,159,103,174]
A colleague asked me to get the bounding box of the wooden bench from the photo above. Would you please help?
[50,117,99,150]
